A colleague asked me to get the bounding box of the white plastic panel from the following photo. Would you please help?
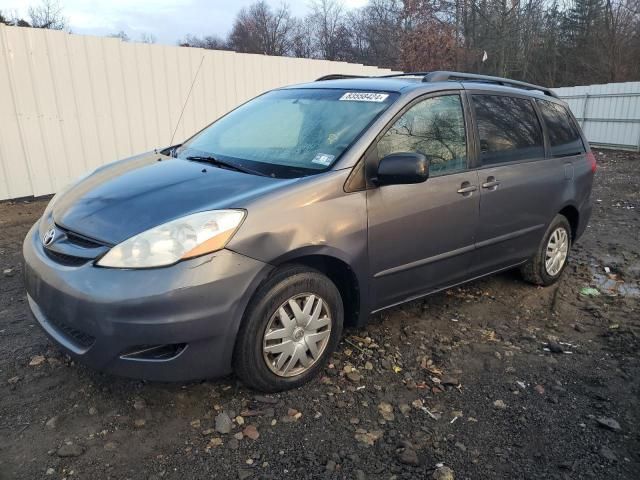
[0,24,397,200]
[553,82,640,151]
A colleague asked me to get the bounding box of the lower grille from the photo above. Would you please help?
[48,316,95,348]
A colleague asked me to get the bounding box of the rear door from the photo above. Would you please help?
[468,92,561,275]
[366,92,480,310]
[535,99,592,228]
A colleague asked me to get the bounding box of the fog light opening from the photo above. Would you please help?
[120,343,187,361]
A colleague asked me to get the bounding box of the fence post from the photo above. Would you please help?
[581,93,590,130]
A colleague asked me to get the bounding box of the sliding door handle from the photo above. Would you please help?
[482,177,500,189]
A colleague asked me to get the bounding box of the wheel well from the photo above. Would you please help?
[559,205,579,240]
[279,255,360,328]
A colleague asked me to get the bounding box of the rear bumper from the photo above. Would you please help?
[575,199,593,242]
[23,222,273,381]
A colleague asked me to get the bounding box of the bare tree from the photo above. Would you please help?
[179,34,229,50]
[355,0,404,68]
[342,1,394,66]
[139,33,156,44]
[28,0,66,30]
[601,0,640,81]
[228,1,295,56]
[0,9,32,27]
[109,31,130,42]
[290,17,315,58]
[175,0,639,85]
[308,0,347,60]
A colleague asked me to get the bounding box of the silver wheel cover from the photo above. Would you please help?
[262,293,332,377]
[545,227,569,276]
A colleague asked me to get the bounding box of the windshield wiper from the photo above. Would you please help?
[185,155,266,176]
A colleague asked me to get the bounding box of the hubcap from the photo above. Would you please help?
[262,293,332,378]
[545,227,569,276]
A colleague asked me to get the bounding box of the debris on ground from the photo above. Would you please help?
[28,355,45,366]
[1,149,639,479]
[493,400,507,409]
[56,443,84,458]
[354,429,384,446]
[215,412,233,434]
[580,287,600,297]
[597,417,622,432]
[545,342,564,353]
[432,465,455,480]
[243,425,259,440]
[377,402,394,421]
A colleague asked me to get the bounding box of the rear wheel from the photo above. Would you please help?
[233,265,343,392]
[520,214,572,286]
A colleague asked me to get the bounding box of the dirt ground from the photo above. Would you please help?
[0,149,638,480]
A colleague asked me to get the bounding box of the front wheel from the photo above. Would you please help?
[520,214,572,286]
[233,265,343,392]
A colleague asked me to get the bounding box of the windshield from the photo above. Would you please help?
[177,88,398,178]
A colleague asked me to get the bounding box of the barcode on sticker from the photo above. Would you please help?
[311,153,335,166]
[339,92,389,102]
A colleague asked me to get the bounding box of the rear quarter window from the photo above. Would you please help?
[536,100,585,157]
[472,94,544,165]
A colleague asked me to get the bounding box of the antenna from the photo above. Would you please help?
[170,54,205,145]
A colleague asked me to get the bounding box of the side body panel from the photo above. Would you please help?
[466,89,583,275]
[366,170,480,309]
[227,84,595,326]
[559,106,595,241]
[571,152,595,240]
[364,90,481,310]
[227,169,372,323]
[471,158,567,273]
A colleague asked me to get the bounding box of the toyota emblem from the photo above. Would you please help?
[43,227,56,246]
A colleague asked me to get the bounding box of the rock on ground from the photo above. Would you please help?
[215,412,233,434]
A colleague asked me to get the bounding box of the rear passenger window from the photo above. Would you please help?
[472,95,544,164]
[536,100,585,157]
[377,95,467,177]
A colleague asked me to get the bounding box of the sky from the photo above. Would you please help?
[0,0,369,45]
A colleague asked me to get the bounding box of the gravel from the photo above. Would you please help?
[1,150,639,479]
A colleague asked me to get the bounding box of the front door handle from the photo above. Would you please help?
[457,182,478,195]
[482,176,500,190]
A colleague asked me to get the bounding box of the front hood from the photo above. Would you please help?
[52,152,295,244]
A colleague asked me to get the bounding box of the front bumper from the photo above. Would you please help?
[23,223,272,381]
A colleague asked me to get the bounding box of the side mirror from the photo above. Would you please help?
[375,152,429,186]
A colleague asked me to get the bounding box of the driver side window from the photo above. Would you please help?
[377,95,467,176]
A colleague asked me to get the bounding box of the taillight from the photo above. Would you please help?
[586,151,597,173]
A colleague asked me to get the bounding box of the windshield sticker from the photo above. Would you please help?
[339,92,389,102]
[311,153,335,166]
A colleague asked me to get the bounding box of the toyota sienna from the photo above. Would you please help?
[23,71,595,391]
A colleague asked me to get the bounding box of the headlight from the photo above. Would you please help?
[97,210,246,268]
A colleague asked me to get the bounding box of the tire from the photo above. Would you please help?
[233,264,343,392]
[520,214,572,286]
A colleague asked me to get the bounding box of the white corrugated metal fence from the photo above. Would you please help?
[0,25,395,201]
[553,82,640,152]
[3,24,636,201]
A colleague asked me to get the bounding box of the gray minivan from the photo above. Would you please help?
[23,71,595,391]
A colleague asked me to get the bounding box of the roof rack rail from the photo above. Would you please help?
[378,72,431,78]
[422,71,558,98]
[316,74,367,81]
